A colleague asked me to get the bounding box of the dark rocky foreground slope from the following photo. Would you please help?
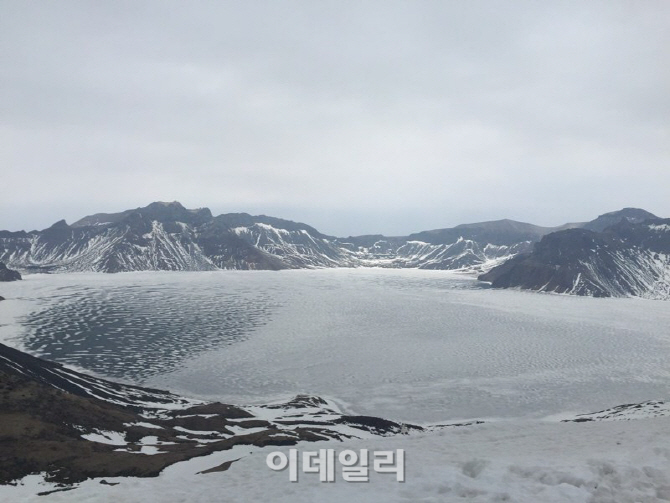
[479,216,670,298]
[0,342,421,486]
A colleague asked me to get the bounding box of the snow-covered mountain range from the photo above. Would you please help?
[0,201,585,273]
[1,202,668,298]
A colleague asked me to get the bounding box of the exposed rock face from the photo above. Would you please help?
[0,262,21,281]
[479,218,670,299]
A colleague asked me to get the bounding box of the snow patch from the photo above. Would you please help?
[81,430,127,446]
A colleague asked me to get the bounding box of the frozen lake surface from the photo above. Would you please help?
[2,269,669,423]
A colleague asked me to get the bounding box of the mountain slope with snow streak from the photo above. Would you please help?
[480,218,670,299]
[230,221,357,268]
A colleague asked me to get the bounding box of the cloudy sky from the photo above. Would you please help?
[1,1,668,236]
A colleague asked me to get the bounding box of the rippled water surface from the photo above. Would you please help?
[2,272,280,381]
[2,269,670,422]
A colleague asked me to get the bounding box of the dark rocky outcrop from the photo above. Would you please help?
[0,262,21,281]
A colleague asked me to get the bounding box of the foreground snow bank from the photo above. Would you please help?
[5,415,670,503]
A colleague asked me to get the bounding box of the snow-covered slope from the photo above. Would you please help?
[390,238,533,271]
[229,221,357,268]
[339,218,583,272]
[1,217,223,273]
[1,338,433,489]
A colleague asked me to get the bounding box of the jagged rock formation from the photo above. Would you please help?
[479,217,670,299]
[222,213,357,268]
[394,219,556,270]
[0,262,21,281]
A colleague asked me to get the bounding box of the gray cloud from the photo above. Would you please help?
[2,0,669,235]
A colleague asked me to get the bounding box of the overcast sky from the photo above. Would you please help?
[1,1,668,236]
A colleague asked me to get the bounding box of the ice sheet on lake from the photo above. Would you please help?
[3,269,670,423]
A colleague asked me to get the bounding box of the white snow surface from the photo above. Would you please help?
[3,417,670,502]
[80,430,127,446]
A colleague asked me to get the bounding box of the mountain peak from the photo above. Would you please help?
[45,219,69,230]
[72,202,213,228]
[138,201,214,223]
[146,201,185,209]
[44,219,70,232]
[582,208,657,233]
[409,218,550,246]
[597,207,656,219]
